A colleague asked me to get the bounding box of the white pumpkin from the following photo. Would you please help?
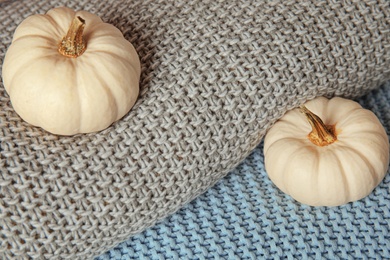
[264,97,389,207]
[2,7,141,135]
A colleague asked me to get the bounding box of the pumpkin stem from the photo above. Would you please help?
[300,105,337,146]
[58,16,86,58]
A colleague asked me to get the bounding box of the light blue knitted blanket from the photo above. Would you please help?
[97,81,390,259]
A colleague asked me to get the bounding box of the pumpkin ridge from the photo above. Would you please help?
[88,49,139,74]
[263,116,311,154]
[336,146,382,201]
[42,57,81,134]
[265,136,308,156]
[326,97,362,124]
[83,27,139,61]
[83,24,124,40]
[86,43,140,74]
[46,7,81,38]
[12,34,59,48]
[8,57,79,131]
[275,115,310,136]
[312,147,321,205]
[81,23,127,46]
[289,145,323,206]
[90,68,119,123]
[68,59,99,133]
[41,12,68,41]
[12,14,66,44]
[4,41,60,89]
[343,131,389,143]
[339,110,387,136]
[5,57,29,94]
[71,59,83,134]
[341,144,379,188]
[278,142,311,196]
[329,149,350,204]
[334,108,373,130]
[85,51,139,115]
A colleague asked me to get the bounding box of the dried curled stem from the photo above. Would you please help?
[58,16,86,58]
[300,105,337,146]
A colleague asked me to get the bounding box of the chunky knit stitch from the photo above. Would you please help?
[0,0,389,259]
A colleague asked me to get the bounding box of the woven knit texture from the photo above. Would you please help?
[97,82,390,260]
[0,0,389,259]
[97,82,390,259]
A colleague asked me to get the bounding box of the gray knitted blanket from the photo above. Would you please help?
[1,0,389,259]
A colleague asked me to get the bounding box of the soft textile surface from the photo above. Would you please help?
[0,0,389,259]
[97,82,390,259]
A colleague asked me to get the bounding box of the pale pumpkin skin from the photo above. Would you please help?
[2,7,141,135]
[264,97,389,207]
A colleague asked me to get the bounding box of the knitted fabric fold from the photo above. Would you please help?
[97,81,390,260]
